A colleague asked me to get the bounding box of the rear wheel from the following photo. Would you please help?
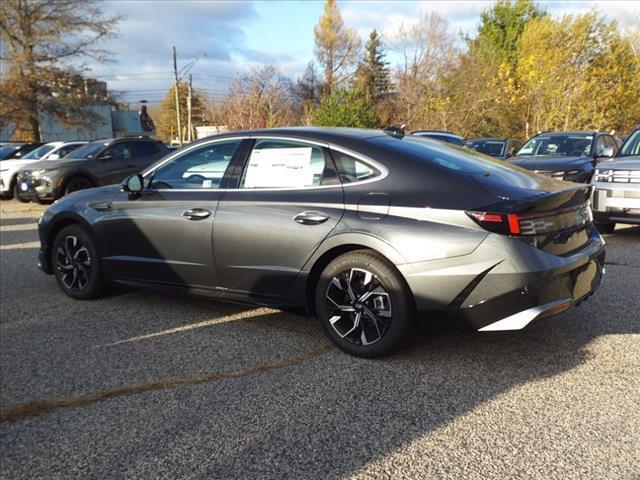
[315,250,413,358]
[595,222,615,234]
[63,176,94,197]
[52,225,104,300]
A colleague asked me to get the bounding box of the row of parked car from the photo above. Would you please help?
[0,138,169,203]
[413,128,640,232]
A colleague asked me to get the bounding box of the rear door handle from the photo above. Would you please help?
[182,208,211,220]
[293,211,330,225]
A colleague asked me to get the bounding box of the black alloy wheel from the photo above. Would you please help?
[316,250,413,358]
[52,225,104,299]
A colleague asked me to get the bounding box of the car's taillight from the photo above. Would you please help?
[467,204,592,236]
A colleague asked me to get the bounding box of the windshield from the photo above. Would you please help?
[22,144,56,159]
[517,135,592,157]
[619,130,640,156]
[0,145,20,160]
[466,140,505,157]
[65,141,107,159]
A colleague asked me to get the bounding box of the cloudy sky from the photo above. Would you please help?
[93,0,640,104]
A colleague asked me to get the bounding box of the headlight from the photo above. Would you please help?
[564,170,580,176]
[550,171,565,178]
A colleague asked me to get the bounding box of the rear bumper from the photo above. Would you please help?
[400,226,605,330]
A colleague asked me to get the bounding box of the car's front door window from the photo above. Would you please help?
[149,140,241,189]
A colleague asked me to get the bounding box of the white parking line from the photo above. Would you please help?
[0,241,40,250]
[0,223,36,232]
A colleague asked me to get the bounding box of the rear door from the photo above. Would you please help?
[213,138,344,297]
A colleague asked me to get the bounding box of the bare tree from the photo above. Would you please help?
[0,0,120,140]
[389,13,457,129]
[214,66,296,130]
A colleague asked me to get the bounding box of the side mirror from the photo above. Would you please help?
[122,174,144,198]
[48,153,60,160]
[596,146,615,159]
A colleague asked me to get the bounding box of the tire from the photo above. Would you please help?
[63,176,94,197]
[595,222,615,234]
[12,179,28,203]
[315,250,414,358]
[52,225,104,300]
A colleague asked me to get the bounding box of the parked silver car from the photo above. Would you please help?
[591,128,640,233]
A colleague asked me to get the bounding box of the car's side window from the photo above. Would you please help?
[103,142,133,161]
[331,151,380,184]
[149,140,240,190]
[239,140,329,189]
[133,142,160,157]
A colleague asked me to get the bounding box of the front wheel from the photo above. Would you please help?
[12,181,28,203]
[52,225,104,300]
[315,250,414,358]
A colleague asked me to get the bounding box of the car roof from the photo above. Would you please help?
[199,127,387,144]
[466,137,508,142]
[534,131,597,136]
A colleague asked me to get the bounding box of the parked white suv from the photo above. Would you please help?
[592,128,640,233]
[0,141,85,200]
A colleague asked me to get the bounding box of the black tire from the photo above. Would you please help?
[52,225,104,300]
[315,250,414,358]
[595,222,615,234]
[12,180,28,203]
[63,176,94,197]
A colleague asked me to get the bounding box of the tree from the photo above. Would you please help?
[313,0,361,95]
[355,30,391,101]
[157,81,210,142]
[354,30,392,124]
[389,12,456,129]
[212,65,295,130]
[518,12,640,133]
[292,62,324,124]
[310,87,378,128]
[0,0,120,141]
[472,0,545,67]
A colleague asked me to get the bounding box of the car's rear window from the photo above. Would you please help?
[369,136,519,175]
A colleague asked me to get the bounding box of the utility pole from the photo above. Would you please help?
[172,46,183,146]
[187,74,193,142]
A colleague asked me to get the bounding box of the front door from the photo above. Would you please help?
[214,138,344,298]
[100,138,245,289]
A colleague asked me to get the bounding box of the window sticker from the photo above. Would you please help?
[244,147,314,188]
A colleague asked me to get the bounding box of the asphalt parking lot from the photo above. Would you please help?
[0,199,638,480]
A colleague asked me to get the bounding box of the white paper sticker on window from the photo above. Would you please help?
[244,147,314,188]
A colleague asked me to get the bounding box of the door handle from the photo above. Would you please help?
[89,202,112,211]
[293,211,330,225]
[182,208,211,220]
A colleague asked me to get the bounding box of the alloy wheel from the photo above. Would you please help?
[55,235,91,291]
[325,268,392,346]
